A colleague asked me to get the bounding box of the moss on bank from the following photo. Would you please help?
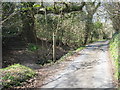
[109,32,120,82]
[58,46,85,62]
[0,64,36,88]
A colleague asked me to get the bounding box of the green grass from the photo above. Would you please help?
[0,64,36,88]
[109,32,120,81]
[59,46,85,62]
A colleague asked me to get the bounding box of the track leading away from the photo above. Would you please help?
[41,41,115,88]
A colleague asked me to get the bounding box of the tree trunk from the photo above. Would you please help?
[22,13,37,43]
[84,15,93,45]
[83,2,100,45]
[20,3,37,44]
[53,32,56,62]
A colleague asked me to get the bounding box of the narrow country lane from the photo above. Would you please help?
[41,41,115,88]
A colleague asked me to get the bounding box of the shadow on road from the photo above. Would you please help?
[84,41,109,52]
[86,43,109,48]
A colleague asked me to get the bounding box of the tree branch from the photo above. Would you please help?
[36,2,85,15]
[92,2,101,14]
[1,11,18,24]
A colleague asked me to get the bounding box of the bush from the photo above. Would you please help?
[27,43,39,51]
[0,64,36,88]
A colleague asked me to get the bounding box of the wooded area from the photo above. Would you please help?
[1,1,120,88]
[2,2,117,63]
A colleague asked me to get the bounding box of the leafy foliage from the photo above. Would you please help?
[2,2,114,66]
[2,2,23,37]
[93,21,103,30]
[27,43,39,51]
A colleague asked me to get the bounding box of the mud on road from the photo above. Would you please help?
[41,41,116,88]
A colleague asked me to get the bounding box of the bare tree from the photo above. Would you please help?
[105,2,120,32]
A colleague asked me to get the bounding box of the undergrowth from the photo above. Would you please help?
[109,32,120,83]
[0,64,36,88]
[42,46,85,66]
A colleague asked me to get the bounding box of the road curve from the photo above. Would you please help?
[41,41,115,88]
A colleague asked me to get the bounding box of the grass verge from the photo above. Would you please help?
[109,32,120,84]
[0,64,36,88]
[58,46,85,62]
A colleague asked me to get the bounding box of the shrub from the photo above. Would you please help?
[27,43,39,51]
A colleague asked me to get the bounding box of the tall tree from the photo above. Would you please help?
[84,2,101,44]
[20,2,37,43]
[2,2,85,44]
[105,2,120,32]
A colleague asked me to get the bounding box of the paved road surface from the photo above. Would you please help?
[41,41,115,88]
